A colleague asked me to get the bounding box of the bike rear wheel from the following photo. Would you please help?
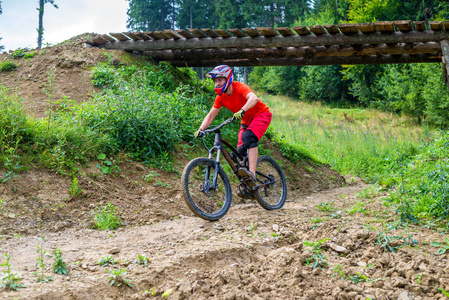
[254,155,287,210]
[181,158,232,221]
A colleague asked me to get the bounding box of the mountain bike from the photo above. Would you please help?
[181,117,287,221]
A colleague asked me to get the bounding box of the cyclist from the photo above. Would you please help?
[194,65,272,187]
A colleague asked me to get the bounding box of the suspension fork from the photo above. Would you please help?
[205,132,222,189]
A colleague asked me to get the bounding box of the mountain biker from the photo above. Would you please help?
[194,65,272,187]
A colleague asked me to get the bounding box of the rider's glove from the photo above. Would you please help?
[233,109,245,120]
[194,129,205,139]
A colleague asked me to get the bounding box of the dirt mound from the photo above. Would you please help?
[4,39,446,300]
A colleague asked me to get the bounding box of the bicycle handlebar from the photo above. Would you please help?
[203,117,236,135]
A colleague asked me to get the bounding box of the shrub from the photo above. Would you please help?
[94,203,120,230]
[0,59,17,72]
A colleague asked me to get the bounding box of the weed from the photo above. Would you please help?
[33,236,53,282]
[431,238,449,255]
[162,289,173,298]
[356,184,381,199]
[96,153,120,174]
[0,59,17,72]
[153,180,172,188]
[375,232,401,253]
[107,267,132,287]
[303,239,329,269]
[330,211,342,219]
[416,273,422,284]
[142,170,160,182]
[316,200,335,212]
[439,287,449,297]
[94,203,120,230]
[346,201,370,215]
[42,66,58,139]
[98,255,120,267]
[0,253,25,290]
[69,177,83,198]
[10,48,27,59]
[134,254,150,266]
[52,248,68,275]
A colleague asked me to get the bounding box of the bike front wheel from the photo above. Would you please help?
[254,155,287,210]
[181,158,232,221]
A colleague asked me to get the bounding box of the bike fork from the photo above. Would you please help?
[205,149,221,189]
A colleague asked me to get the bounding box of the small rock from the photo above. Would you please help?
[272,224,279,232]
[166,250,175,256]
[108,247,120,254]
[88,266,97,272]
[329,243,347,253]
[397,291,411,300]
[214,223,225,232]
[357,261,366,267]
[81,263,88,270]
[8,213,15,218]
[392,277,408,288]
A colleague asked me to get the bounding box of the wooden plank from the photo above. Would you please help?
[356,23,377,33]
[154,31,173,39]
[228,28,247,37]
[395,20,413,32]
[214,29,233,38]
[92,36,109,45]
[162,30,184,39]
[124,32,142,41]
[110,33,130,41]
[292,26,310,36]
[309,25,327,35]
[323,24,340,34]
[176,29,196,39]
[201,29,220,38]
[276,27,294,36]
[133,32,152,41]
[256,27,279,37]
[145,32,163,40]
[444,21,449,31]
[337,24,359,34]
[429,21,443,31]
[101,34,116,42]
[242,28,261,37]
[376,21,395,32]
[414,21,426,31]
[441,40,449,88]
[188,28,208,38]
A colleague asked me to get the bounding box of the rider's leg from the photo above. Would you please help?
[248,146,258,174]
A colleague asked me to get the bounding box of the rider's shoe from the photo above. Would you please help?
[237,168,257,187]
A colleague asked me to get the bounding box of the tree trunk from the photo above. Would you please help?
[38,0,44,48]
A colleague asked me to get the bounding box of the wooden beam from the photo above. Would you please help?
[376,21,395,32]
[444,21,449,31]
[101,30,449,51]
[324,24,340,34]
[110,33,130,41]
[309,25,327,35]
[176,29,196,39]
[92,36,109,45]
[337,24,359,34]
[133,32,152,41]
[145,32,164,40]
[154,31,172,39]
[188,28,208,38]
[441,40,449,89]
[228,28,247,37]
[242,28,260,37]
[162,30,184,39]
[356,23,377,33]
[214,29,232,38]
[292,26,310,35]
[124,32,142,41]
[101,34,116,42]
[276,27,295,36]
[429,21,443,31]
[414,21,426,31]
[166,54,441,67]
[257,27,279,37]
[395,20,413,32]
[201,29,220,38]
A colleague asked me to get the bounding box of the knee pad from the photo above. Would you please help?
[242,129,259,149]
[237,146,247,157]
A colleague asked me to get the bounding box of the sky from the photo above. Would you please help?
[0,0,129,52]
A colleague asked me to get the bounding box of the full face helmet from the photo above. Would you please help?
[206,65,233,96]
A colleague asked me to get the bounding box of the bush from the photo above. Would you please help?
[0,59,17,72]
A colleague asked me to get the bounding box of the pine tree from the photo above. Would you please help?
[127,0,175,31]
[37,0,58,49]
[176,0,217,29]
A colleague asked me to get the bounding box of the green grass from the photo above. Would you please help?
[263,95,425,182]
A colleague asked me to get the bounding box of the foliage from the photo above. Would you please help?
[303,239,329,269]
[431,238,449,255]
[52,248,68,275]
[0,253,25,291]
[33,236,53,282]
[134,254,150,266]
[107,267,133,287]
[98,255,120,267]
[0,59,17,72]
[94,203,120,231]
[10,48,36,59]
[69,177,83,198]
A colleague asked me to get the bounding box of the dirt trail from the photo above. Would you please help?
[2,181,448,300]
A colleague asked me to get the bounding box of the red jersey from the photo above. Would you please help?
[213,82,270,125]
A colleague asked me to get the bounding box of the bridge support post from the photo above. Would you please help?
[441,40,449,89]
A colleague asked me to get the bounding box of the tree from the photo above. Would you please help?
[176,0,217,29]
[37,0,58,49]
[127,0,175,31]
[0,1,4,52]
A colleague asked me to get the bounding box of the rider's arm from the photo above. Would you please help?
[241,92,259,112]
[199,107,220,130]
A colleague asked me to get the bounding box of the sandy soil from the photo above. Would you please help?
[0,37,448,300]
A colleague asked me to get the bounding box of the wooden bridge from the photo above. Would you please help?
[87,20,449,86]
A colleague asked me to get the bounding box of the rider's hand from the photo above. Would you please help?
[194,129,205,139]
[233,109,245,120]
